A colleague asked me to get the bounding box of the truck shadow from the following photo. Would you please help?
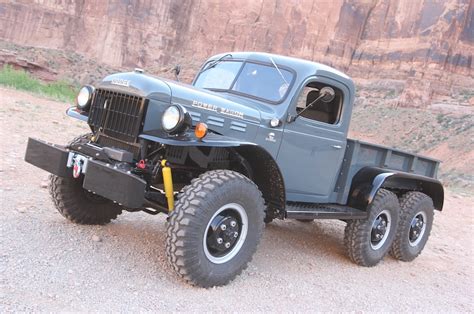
[263,220,349,263]
[52,213,356,288]
[90,214,353,274]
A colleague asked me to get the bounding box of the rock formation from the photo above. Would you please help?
[0,0,472,106]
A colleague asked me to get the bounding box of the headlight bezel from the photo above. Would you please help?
[161,104,192,135]
[76,85,95,110]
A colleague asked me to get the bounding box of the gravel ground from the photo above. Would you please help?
[1,87,473,312]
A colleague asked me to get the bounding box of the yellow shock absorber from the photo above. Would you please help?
[161,160,174,211]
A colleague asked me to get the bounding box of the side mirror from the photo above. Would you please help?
[320,86,335,102]
[173,64,181,81]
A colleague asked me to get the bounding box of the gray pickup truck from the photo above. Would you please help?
[25,52,444,287]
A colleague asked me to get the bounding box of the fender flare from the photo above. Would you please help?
[233,144,286,215]
[348,167,444,211]
[140,132,287,214]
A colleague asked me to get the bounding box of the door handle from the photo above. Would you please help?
[331,145,342,149]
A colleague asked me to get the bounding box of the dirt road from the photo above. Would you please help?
[1,87,473,312]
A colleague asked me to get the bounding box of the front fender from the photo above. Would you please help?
[139,130,257,147]
[65,107,255,148]
[140,131,286,214]
[349,167,444,211]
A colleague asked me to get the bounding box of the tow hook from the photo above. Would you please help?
[67,153,89,179]
[136,159,146,169]
[72,160,82,179]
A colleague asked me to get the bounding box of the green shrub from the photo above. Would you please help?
[0,65,77,102]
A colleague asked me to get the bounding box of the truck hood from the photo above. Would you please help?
[100,72,172,103]
[99,72,262,141]
[100,72,262,124]
[164,79,262,125]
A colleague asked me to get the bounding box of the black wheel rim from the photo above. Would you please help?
[370,210,391,250]
[206,211,242,257]
[203,203,248,264]
[409,211,427,247]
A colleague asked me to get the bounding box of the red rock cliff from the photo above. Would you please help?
[0,0,472,103]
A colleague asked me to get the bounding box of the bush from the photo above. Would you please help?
[0,65,76,102]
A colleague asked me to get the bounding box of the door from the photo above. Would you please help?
[276,79,348,203]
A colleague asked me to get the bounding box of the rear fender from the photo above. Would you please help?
[349,167,444,211]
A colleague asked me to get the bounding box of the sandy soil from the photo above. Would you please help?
[0,87,473,312]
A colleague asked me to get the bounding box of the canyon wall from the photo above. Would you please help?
[0,0,473,105]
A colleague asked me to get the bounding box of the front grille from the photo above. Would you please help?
[88,89,147,143]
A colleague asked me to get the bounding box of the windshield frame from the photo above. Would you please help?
[192,58,297,105]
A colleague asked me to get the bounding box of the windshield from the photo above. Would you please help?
[194,60,294,103]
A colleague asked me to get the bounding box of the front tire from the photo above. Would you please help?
[390,192,434,261]
[48,133,122,225]
[49,175,122,224]
[166,170,265,287]
[344,189,400,266]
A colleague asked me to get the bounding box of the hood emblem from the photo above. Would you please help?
[111,79,131,87]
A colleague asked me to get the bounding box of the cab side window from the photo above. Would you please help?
[295,82,343,124]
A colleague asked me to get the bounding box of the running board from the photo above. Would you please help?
[286,203,368,220]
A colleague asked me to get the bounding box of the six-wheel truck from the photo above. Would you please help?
[25,52,444,287]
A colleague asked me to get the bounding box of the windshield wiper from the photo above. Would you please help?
[197,53,233,75]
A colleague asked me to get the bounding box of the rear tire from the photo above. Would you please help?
[166,170,265,287]
[48,133,122,225]
[390,192,434,261]
[344,189,400,266]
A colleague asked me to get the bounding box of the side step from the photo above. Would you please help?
[286,203,368,220]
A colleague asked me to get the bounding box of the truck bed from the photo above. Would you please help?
[334,139,440,204]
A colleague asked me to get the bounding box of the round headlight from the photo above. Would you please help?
[76,85,94,110]
[162,105,192,134]
[162,105,181,132]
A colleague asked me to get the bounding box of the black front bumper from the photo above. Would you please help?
[24,138,146,208]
